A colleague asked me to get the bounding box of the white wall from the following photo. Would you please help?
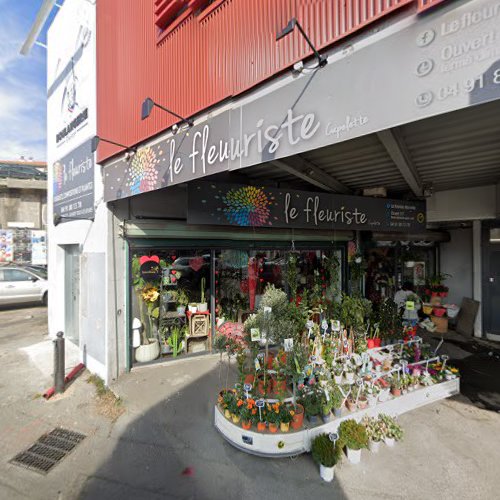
[440,228,473,306]
[47,0,111,382]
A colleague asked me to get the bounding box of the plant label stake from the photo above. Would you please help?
[321,320,329,339]
[256,399,265,421]
[329,432,339,445]
[441,354,449,371]
[393,364,401,381]
[401,360,408,374]
[355,379,363,405]
[306,320,314,339]
[243,383,252,399]
[433,338,444,356]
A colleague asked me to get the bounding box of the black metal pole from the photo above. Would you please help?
[54,331,65,394]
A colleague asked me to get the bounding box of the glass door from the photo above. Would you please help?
[484,226,500,336]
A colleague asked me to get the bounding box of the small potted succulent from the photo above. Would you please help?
[311,433,342,482]
[379,414,403,446]
[339,419,368,464]
[365,384,380,407]
[320,391,334,423]
[344,362,355,384]
[362,416,383,453]
[279,404,293,432]
[391,378,402,397]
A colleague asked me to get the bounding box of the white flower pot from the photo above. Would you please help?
[135,339,160,363]
[197,302,208,312]
[319,464,335,482]
[378,388,390,402]
[334,375,343,384]
[188,305,198,313]
[345,372,354,384]
[347,447,361,464]
[369,440,381,453]
[384,437,395,447]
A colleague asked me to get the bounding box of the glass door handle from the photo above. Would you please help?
[489,277,495,283]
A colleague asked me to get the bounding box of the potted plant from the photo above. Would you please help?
[391,377,402,397]
[339,419,368,464]
[240,398,257,430]
[365,384,379,407]
[167,325,186,357]
[362,416,383,453]
[331,385,344,418]
[220,389,235,419]
[379,414,403,446]
[333,363,343,384]
[279,404,293,432]
[175,288,189,315]
[303,390,321,424]
[198,276,208,312]
[357,388,368,410]
[320,390,334,423]
[266,402,280,433]
[344,362,355,384]
[345,385,359,412]
[311,433,342,482]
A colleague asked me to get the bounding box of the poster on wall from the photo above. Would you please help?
[413,262,426,286]
[12,229,32,263]
[53,138,95,221]
[188,181,426,233]
[0,230,13,263]
[31,231,47,265]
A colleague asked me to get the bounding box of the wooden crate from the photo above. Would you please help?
[431,315,448,334]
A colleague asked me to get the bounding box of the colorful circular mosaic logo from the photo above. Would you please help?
[126,147,159,195]
[222,186,271,226]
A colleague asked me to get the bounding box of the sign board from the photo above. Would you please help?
[53,139,95,221]
[188,182,426,232]
[0,230,13,263]
[31,231,47,266]
[103,0,500,202]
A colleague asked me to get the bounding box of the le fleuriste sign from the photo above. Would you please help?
[103,0,500,202]
[187,182,426,232]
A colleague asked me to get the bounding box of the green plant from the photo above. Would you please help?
[286,253,298,299]
[302,390,322,418]
[378,298,403,339]
[362,416,383,442]
[175,288,190,307]
[378,414,403,441]
[200,277,206,304]
[311,434,342,467]
[279,403,293,424]
[330,385,344,409]
[339,419,369,450]
[167,325,185,356]
[340,293,372,331]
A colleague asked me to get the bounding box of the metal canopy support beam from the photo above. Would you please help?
[377,128,423,197]
[270,156,352,194]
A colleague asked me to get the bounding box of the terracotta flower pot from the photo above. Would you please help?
[241,420,252,430]
[244,374,255,385]
[280,422,290,433]
[291,404,304,430]
[268,423,278,433]
[357,397,368,409]
[346,399,357,411]
[257,421,266,432]
[391,387,401,397]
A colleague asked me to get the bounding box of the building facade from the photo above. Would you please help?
[47,0,500,383]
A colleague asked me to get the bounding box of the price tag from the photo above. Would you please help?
[254,358,261,371]
[256,399,265,408]
[329,432,339,443]
[406,301,415,311]
[250,328,261,341]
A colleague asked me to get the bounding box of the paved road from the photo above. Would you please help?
[1,306,499,499]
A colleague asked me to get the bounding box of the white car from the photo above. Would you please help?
[0,266,48,306]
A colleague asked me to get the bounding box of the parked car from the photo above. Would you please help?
[0,266,48,306]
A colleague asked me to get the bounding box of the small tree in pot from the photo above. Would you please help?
[339,419,368,464]
[311,433,342,482]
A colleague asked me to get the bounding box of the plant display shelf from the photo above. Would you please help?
[214,378,459,458]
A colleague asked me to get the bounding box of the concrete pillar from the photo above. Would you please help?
[472,220,482,338]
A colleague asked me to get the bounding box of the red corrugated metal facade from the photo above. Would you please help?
[96,0,449,162]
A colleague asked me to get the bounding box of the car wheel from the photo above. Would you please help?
[42,292,48,306]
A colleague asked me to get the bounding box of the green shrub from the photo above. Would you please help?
[339,419,368,450]
[311,434,342,467]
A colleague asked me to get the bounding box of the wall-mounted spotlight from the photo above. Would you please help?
[53,214,94,226]
[276,18,327,68]
[141,97,194,127]
[91,135,137,154]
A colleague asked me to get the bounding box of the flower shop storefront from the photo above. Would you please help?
[130,240,346,365]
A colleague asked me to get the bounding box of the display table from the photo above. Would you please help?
[214,378,460,458]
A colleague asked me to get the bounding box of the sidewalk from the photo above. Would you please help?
[1,306,499,499]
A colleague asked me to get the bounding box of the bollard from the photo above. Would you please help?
[54,331,65,394]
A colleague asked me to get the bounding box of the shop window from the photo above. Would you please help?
[131,249,212,364]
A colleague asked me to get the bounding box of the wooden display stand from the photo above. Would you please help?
[186,311,211,353]
[431,315,448,334]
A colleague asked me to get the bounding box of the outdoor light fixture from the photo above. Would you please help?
[276,18,327,68]
[90,136,137,154]
[141,97,194,127]
[53,214,94,226]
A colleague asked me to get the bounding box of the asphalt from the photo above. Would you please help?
[1,306,499,500]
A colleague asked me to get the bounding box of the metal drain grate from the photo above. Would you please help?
[10,428,86,474]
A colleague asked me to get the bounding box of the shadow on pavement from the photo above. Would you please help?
[77,361,348,500]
